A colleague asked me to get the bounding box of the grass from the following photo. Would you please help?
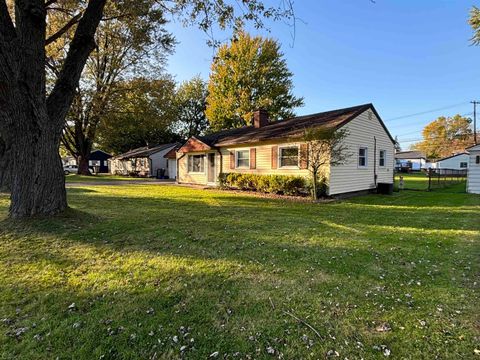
[65,174,157,183]
[0,185,479,359]
[394,172,467,192]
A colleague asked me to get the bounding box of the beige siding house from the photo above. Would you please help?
[177,104,395,196]
[467,144,480,194]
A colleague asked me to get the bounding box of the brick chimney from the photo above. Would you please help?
[253,109,269,128]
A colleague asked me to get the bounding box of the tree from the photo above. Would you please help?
[206,31,304,131]
[97,77,180,154]
[394,136,402,152]
[469,6,480,45]
[173,76,209,139]
[59,1,174,175]
[302,127,350,200]
[0,0,294,218]
[411,115,474,159]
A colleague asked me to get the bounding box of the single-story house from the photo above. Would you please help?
[109,143,179,178]
[394,151,427,171]
[467,144,480,194]
[61,150,112,173]
[431,152,469,170]
[176,104,395,196]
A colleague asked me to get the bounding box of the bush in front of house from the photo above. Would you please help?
[218,173,309,196]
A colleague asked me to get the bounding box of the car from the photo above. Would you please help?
[63,165,78,175]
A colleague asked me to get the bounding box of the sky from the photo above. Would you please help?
[164,0,480,149]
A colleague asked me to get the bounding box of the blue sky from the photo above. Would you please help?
[165,0,480,149]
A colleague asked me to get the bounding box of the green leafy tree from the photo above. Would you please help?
[97,77,180,154]
[469,6,480,45]
[412,115,473,159]
[206,31,304,131]
[174,76,209,139]
[302,127,350,200]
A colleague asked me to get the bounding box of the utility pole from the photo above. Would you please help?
[472,101,479,145]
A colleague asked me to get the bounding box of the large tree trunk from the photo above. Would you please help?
[0,136,11,192]
[77,154,91,175]
[9,121,66,217]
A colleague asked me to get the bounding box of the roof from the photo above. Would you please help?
[112,143,178,160]
[435,152,469,162]
[466,144,480,151]
[185,104,393,148]
[394,151,426,160]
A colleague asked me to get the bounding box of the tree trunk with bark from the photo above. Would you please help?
[0,136,11,192]
[0,0,107,218]
[77,154,92,175]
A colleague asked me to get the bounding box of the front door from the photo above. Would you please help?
[207,153,216,184]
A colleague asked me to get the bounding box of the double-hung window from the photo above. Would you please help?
[460,162,468,168]
[188,154,205,173]
[279,146,299,168]
[236,150,250,168]
[379,150,386,167]
[358,147,368,167]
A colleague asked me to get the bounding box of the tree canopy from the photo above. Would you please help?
[206,31,304,131]
[411,115,474,159]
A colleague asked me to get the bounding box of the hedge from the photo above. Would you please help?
[218,173,310,196]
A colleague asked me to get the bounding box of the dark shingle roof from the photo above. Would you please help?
[113,143,179,160]
[196,104,392,147]
[394,151,426,160]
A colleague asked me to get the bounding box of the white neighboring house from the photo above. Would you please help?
[109,143,180,178]
[467,144,480,194]
[432,152,469,170]
[394,151,427,171]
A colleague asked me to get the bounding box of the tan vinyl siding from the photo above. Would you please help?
[220,141,310,177]
[328,109,394,195]
[109,157,150,176]
[467,147,480,194]
[177,151,221,185]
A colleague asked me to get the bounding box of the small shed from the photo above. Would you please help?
[467,144,480,194]
[88,150,112,173]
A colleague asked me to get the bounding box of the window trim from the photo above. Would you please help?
[358,146,368,168]
[379,149,386,167]
[278,145,300,169]
[188,154,206,174]
[235,149,250,169]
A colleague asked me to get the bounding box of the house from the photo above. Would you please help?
[61,150,112,173]
[163,145,181,180]
[394,151,427,171]
[176,104,395,196]
[432,152,469,170]
[109,143,179,178]
[467,144,480,194]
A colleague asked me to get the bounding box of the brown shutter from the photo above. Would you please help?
[230,151,235,169]
[271,146,278,169]
[300,143,308,169]
[250,148,256,169]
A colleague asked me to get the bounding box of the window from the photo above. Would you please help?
[236,150,250,168]
[379,150,386,167]
[460,162,468,168]
[476,155,480,165]
[188,154,205,173]
[358,147,368,167]
[279,146,299,168]
[89,160,100,167]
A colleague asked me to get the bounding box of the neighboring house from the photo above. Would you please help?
[61,150,112,173]
[109,143,179,178]
[467,144,480,194]
[431,152,469,170]
[176,104,395,196]
[163,145,181,180]
[394,151,427,171]
[88,150,112,173]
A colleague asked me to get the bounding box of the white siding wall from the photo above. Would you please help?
[167,159,177,179]
[328,109,394,195]
[467,146,480,194]
[436,154,470,170]
[149,145,176,177]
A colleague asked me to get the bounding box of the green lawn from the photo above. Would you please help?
[65,174,157,183]
[394,172,467,192]
[0,185,479,359]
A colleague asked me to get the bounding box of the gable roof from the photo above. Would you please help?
[112,143,179,160]
[466,144,480,151]
[394,151,426,160]
[185,104,393,148]
[435,152,469,162]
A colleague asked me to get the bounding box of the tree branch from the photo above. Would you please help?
[45,12,82,46]
[47,0,107,126]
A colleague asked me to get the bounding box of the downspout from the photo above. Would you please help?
[373,136,377,188]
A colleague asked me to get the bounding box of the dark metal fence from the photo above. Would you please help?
[427,168,467,191]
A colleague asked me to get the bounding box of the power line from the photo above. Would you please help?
[393,112,474,137]
[385,102,470,122]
